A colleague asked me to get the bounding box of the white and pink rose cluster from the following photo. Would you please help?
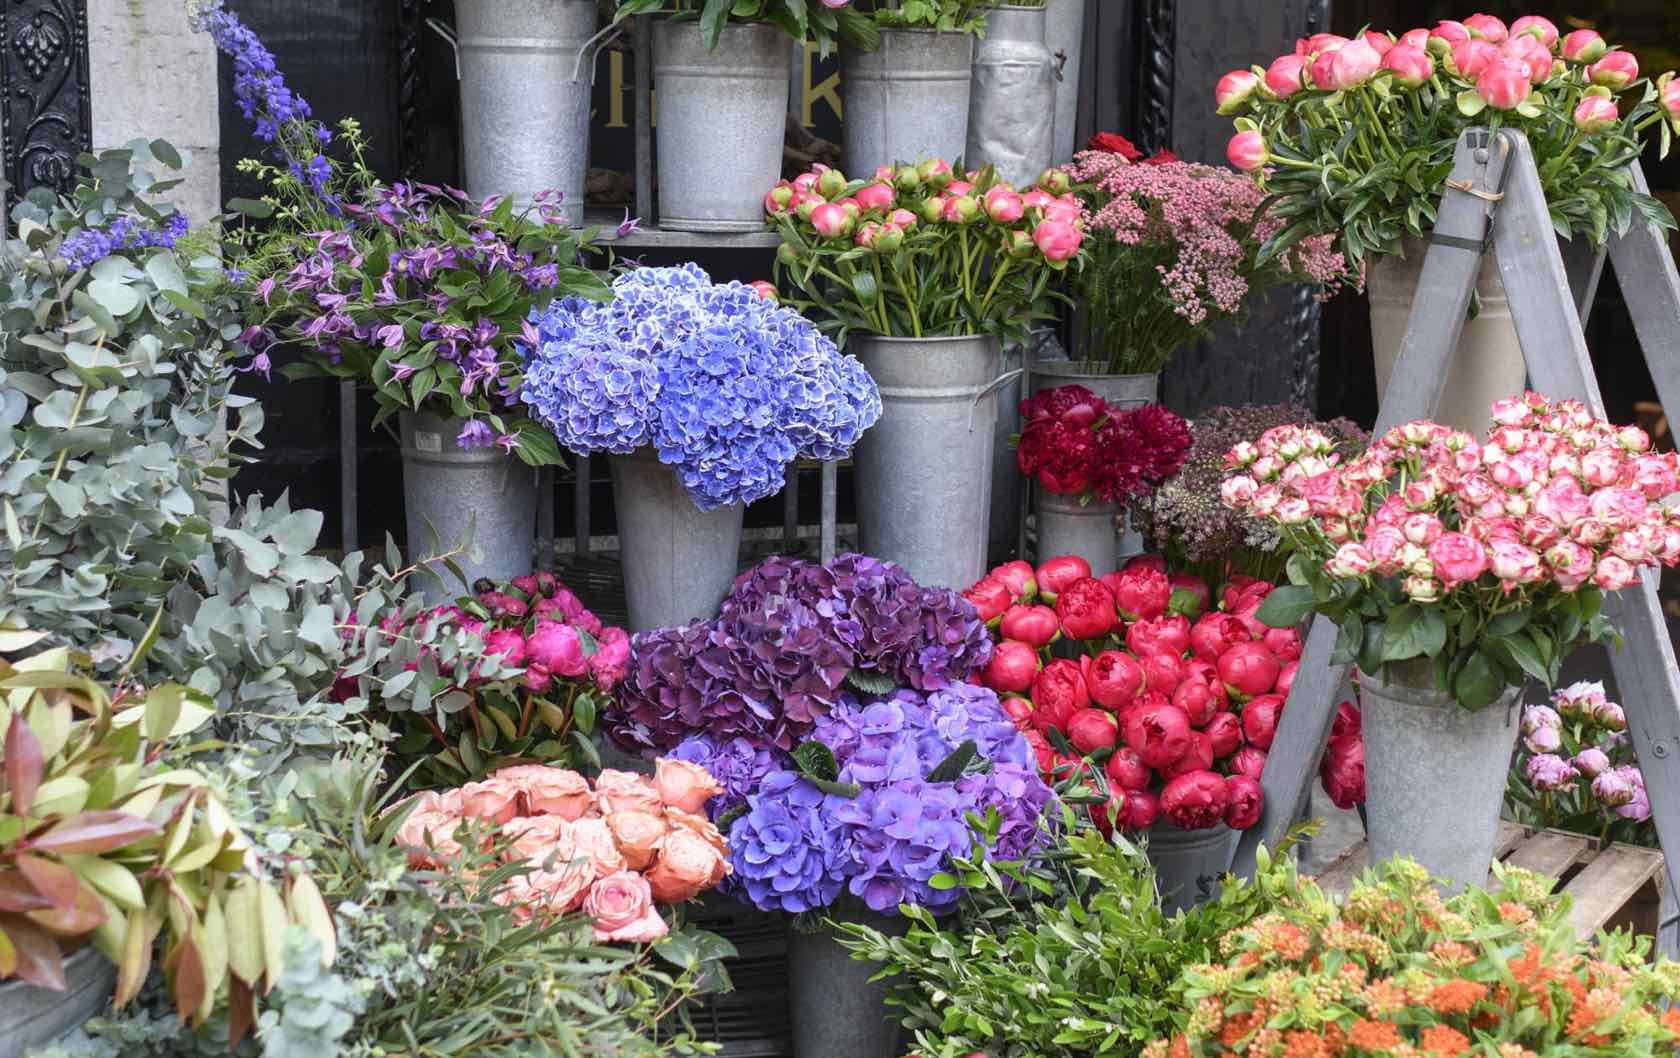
[394,760,730,944]
[1222,392,1680,603]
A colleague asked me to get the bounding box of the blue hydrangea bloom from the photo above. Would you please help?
[519,264,882,510]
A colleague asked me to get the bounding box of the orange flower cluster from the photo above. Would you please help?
[1146,857,1680,1058]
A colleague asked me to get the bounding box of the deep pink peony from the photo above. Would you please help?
[1241,693,1286,750]
[1190,612,1253,662]
[589,626,631,691]
[1172,678,1220,728]
[1126,614,1191,659]
[1142,651,1185,696]
[1160,770,1232,830]
[1105,745,1153,791]
[528,621,587,677]
[1230,745,1268,779]
[1084,650,1144,710]
[1035,555,1092,601]
[1218,641,1281,698]
[1168,572,1210,615]
[1205,710,1243,758]
[963,576,1013,623]
[983,639,1041,694]
[1056,577,1117,640]
[990,559,1038,601]
[1275,661,1298,697]
[1109,565,1172,621]
[1223,775,1265,830]
[1067,707,1120,754]
[1031,658,1090,732]
[1124,701,1194,769]
[1117,789,1160,830]
[1321,734,1365,809]
[1000,604,1060,647]
[1164,730,1215,779]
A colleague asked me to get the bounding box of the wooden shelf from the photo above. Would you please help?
[583,211,781,250]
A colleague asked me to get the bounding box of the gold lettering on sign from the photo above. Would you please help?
[605,50,627,128]
[803,43,842,128]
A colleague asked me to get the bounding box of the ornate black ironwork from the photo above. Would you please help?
[1292,0,1331,410]
[1136,0,1174,156]
[1,0,90,202]
[397,0,424,178]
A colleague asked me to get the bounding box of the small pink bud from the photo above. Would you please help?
[816,168,848,199]
[1005,229,1036,259]
[1463,13,1507,42]
[888,207,918,229]
[873,164,896,181]
[810,202,853,238]
[747,280,777,301]
[1451,38,1499,79]
[792,171,821,193]
[1587,50,1638,88]
[1215,69,1261,113]
[1036,168,1072,195]
[1226,130,1267,172]
[918,196,946,224]
[1328,38,1382,89]
[943,179,975,198]
[764,182,794,215]
[984,190,1024,223]
[1509,15,1559,49]
[1661,73,1680,122]
[1361,30,1394,56]
[1428,20,1470,57]
[775,241,800,267]
[793,191,824,220]
[871,223,905,253]
[1382,43,1434,88]
[1476,59,1532,110]
[1032,219,1082,263]
[854,221,880,249]
[853,181,895,212]
[893,164,922,193]
[1561,28,1606,64]
[941,195,981,225]
[1398,27,1430,50]
[1264,53,1308,98]
[917,157,954,190]
[1574,94,1619,132]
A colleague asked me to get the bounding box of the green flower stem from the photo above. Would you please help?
[890,261,923,338]
[871,255,890,334]
[1361,91,1398,160]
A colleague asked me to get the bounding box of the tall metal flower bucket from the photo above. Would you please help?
[787,904,906,1058]
[401,411,539,602]
[965,5,1056,188]
[608,448,745,633]
[1359,661,1522,892]
[988,339,1024,561]
[445,0,610,223]
[0,947,115,1058]
[1035,491,1119,576]
[1145,822,1235,915]
[653,21,789,232]
[841,29,974,176]
[852,335,1019,590]
[1045,0,1089,165]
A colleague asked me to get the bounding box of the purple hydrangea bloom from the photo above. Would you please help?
[670,734,780,820]
[725,770,850,914]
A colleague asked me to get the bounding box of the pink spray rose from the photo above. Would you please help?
[460,778,520,824]
[644,827,730,904]
[594,769,665,816]
[586,871,668,944]
[606,809,668,871]
[1427,531,1488,587]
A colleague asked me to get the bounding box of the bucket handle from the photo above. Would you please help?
[1053,48,1070,83]
[426,18,461,80]
[969,368,1024,431]
[572,24,625,85]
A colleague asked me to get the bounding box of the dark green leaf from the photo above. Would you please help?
[791,741,840,783]
[843,668,897,695]
[1254,585,1316,628]
[926,740,978,784]
[1379,605,1445,663]
[1453,651,1506,710]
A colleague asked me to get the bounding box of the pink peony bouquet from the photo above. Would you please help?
[963,553,1304,834]
[1223,392,1680,707]
[393,760,730,943]
[1014,384,1191,503]
[337,570,631,783]
[1507,680,1654,845]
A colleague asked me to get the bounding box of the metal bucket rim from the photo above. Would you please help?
[1029,359,1157,380]
[849,333,1002,348]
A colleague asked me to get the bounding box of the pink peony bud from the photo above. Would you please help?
[1591,767,1635,806]
[1032,219,1083,263]
[963,575,1012,623]
[1105,745,1153,791]
[943,179,975,198]
[1264,53,1309,98]
[1226,130,1268,172]
[853,181,895,212]
[1661,73,1680,121]
[1524,724,1562,754]
[1560,29,1606,64]
[1510,15,1559,49]
[1124,701,1194,770]
[1056,577,1117,641]
[984,189,1025,224]
[1587,50,1638,88]
[1451,38,1500,79]
[1067,707,1120,754]
[916,157,954,189]
[942,195,981,225]
[1224,775,1265,830]
[1160,770,1231,830]
[1000,604,1059,648]
[1463,13,1507,42]
[1215,69,1261,114]
[1241,693,1285,750]
[1309,47,1341,90]
[747,280,778,301]
[1084,650,1144,710]
[982,639,1040,694]
[1329,38,1383,89]
[1574,94,1619,133]
[1036,168,1073,195]
[1573,746,1611,779]
[810,202,853,238]
[816,167,848,199]
[792,170,821,194]
[871,223,905,253]
[1107,566,1171,621]
[1501,34,1553,83]
[1399,27,1430,50]
[1382,43,1434,88]
[1429,20,1470,52]
[1361,30,1394,56]
[1218,641,1282,699]
[1036,555,1092,601]
[764,182,794,214]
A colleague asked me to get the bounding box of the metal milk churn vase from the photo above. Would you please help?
[607,448,745,633]
[449,0,607,224]
[965,4,1057,188]
[840,29,975,175]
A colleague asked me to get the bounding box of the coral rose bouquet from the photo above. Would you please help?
[1219,15,1679,269]
[1508,680,1654,844]
[1063,136,1351,373]
[519,264,881,511]
[1224,392,1680,707]
[1014,383,1192,504]
[766,159,1084,344]
[338,570,631,784]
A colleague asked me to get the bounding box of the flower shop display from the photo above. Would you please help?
[197,4,615,594]
[1134,403,1367,586]
[1015,384,1190,575]
[965,4,1056,188]
[839,2,997,175]
[1217,17,1678,430]
[963,553,1301,911]
[1057,134,1349,386]
[1225,393,1680,888]
[607,552,993,754]
[1152,855,1680,1058]
[1509,680,1654,845]
[334,570,630,785]
[0,639,337,1053]
[769,160,1083,588]
[520,265,881,630]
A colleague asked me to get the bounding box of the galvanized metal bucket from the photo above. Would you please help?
[852,334,1020,590]
[787,904,905,1058]
[989,339,1025,560]
[841,29,974,175]
[401,411,539,602]
[608,448,745,632]
[1359,661,1521,892]
[966,5,1056,189]
[440,0,611,224]
[653,21,789,231]
[1035,492,1118,575]
[0,947,115,1058]
[1146,821,1235,915]
[1045,0,1089,165]
[1028,361,1159,560]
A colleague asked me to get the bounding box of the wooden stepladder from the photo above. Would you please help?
[1230,128,1680,957]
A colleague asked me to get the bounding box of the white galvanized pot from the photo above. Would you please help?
[653,21,789,231]
[1359,660,1522,892]
[852,334,1019,590]
[966,5,1057,188]
[0,947,115,1058]
[452,0,605,223]
[1034,492,1118,576]
[401,411,539,602]
[608,448,744,632]
[786,904,905,1058]
[1044,0,1089,165]
[1145,821,1235,914]
[841,29,974,175]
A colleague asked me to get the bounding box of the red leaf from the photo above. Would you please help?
[0,870,53,913]
[228,974,255,1048]
[24,882,106,938]
[32,811,161,855]
[5,714,44,818]
[16,854,81,911]
[0,914,66,990]
[171,936,206,1024]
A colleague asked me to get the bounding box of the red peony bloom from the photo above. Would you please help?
[1087,131,1143,160]
[1084,650,1144,710]
[1068,707,1120,754]
[1219,641,1282,699]
[1125,701,1194,769]
[989,559,1037,601]
[1000,604,1060,647]
[1241,693,1286,750]
[1031,658,1090,732]
[1160,769,1232,830]
[1105,745,1154,790]
[1056,577,1118,640]
[1330,699,1361,741]
[963,576,1012,623]
[1223,775,1265,830]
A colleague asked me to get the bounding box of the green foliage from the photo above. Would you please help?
[834,815,1313,1058]
[851,0,999,34]
[611,0,879,54]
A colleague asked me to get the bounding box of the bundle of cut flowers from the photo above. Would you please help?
[392,761,730,943]
[1224,392,1680,708]
[1150,854,1680,1058]
[194,2,613,466]
[1218,14,1680,270]
[1015,383,1191,504]
[1509,680,1654,844]
[1063,133,1352,374]
[336,570,630,784]
[606,553,993,753]
[962,553,1303,834]
[519,263,882,511]
[765,159,1083,345]
[1133,402,1367,585]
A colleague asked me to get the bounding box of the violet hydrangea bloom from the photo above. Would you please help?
[520,264,882,510]
[669,734,780,820]
[725,769,851,914]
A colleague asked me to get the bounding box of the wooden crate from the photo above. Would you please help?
[1310,821,1668,946]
